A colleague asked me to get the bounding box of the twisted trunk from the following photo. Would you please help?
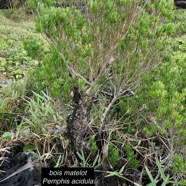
[67,85,93,155]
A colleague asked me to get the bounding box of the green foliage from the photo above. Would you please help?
[16,123,30,137]
[173,154,186,175]
[26,0,55,11]
[29,48,72,100]
[0,132,12,140]
[22,91,64,134]
[0,35,32,78]
[108,143,119,167]
[124,142,139,169]
[23,145,35,152]
[1,0,183,184]
[76,150,100,167]
[23,36,47,61]
[0,77,29,132]
[31,0,184,177]
[0,122,31,140]
[171,9,186,35]
[88,135,98,153]
[148,39,186,173]
[0,10,37,81]
[32,0,175,103]
[125,14,186,177]
[145,158,186,186]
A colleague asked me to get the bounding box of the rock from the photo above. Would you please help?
[0,0,26,9]
[174,0,186,8]
[0,152,41,186]
[0,79,11,88]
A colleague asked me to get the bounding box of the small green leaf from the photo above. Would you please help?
[23,145,34,152]
[1,132,12,139]
[145,166,156,184]
[92,154,99,167]
[155,158,167,180]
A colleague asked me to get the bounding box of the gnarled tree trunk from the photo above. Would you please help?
[67,85,93,155]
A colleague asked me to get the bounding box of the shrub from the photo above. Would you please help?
[27,0,186,184]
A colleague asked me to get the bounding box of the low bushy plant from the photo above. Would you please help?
[23,0,186,184]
